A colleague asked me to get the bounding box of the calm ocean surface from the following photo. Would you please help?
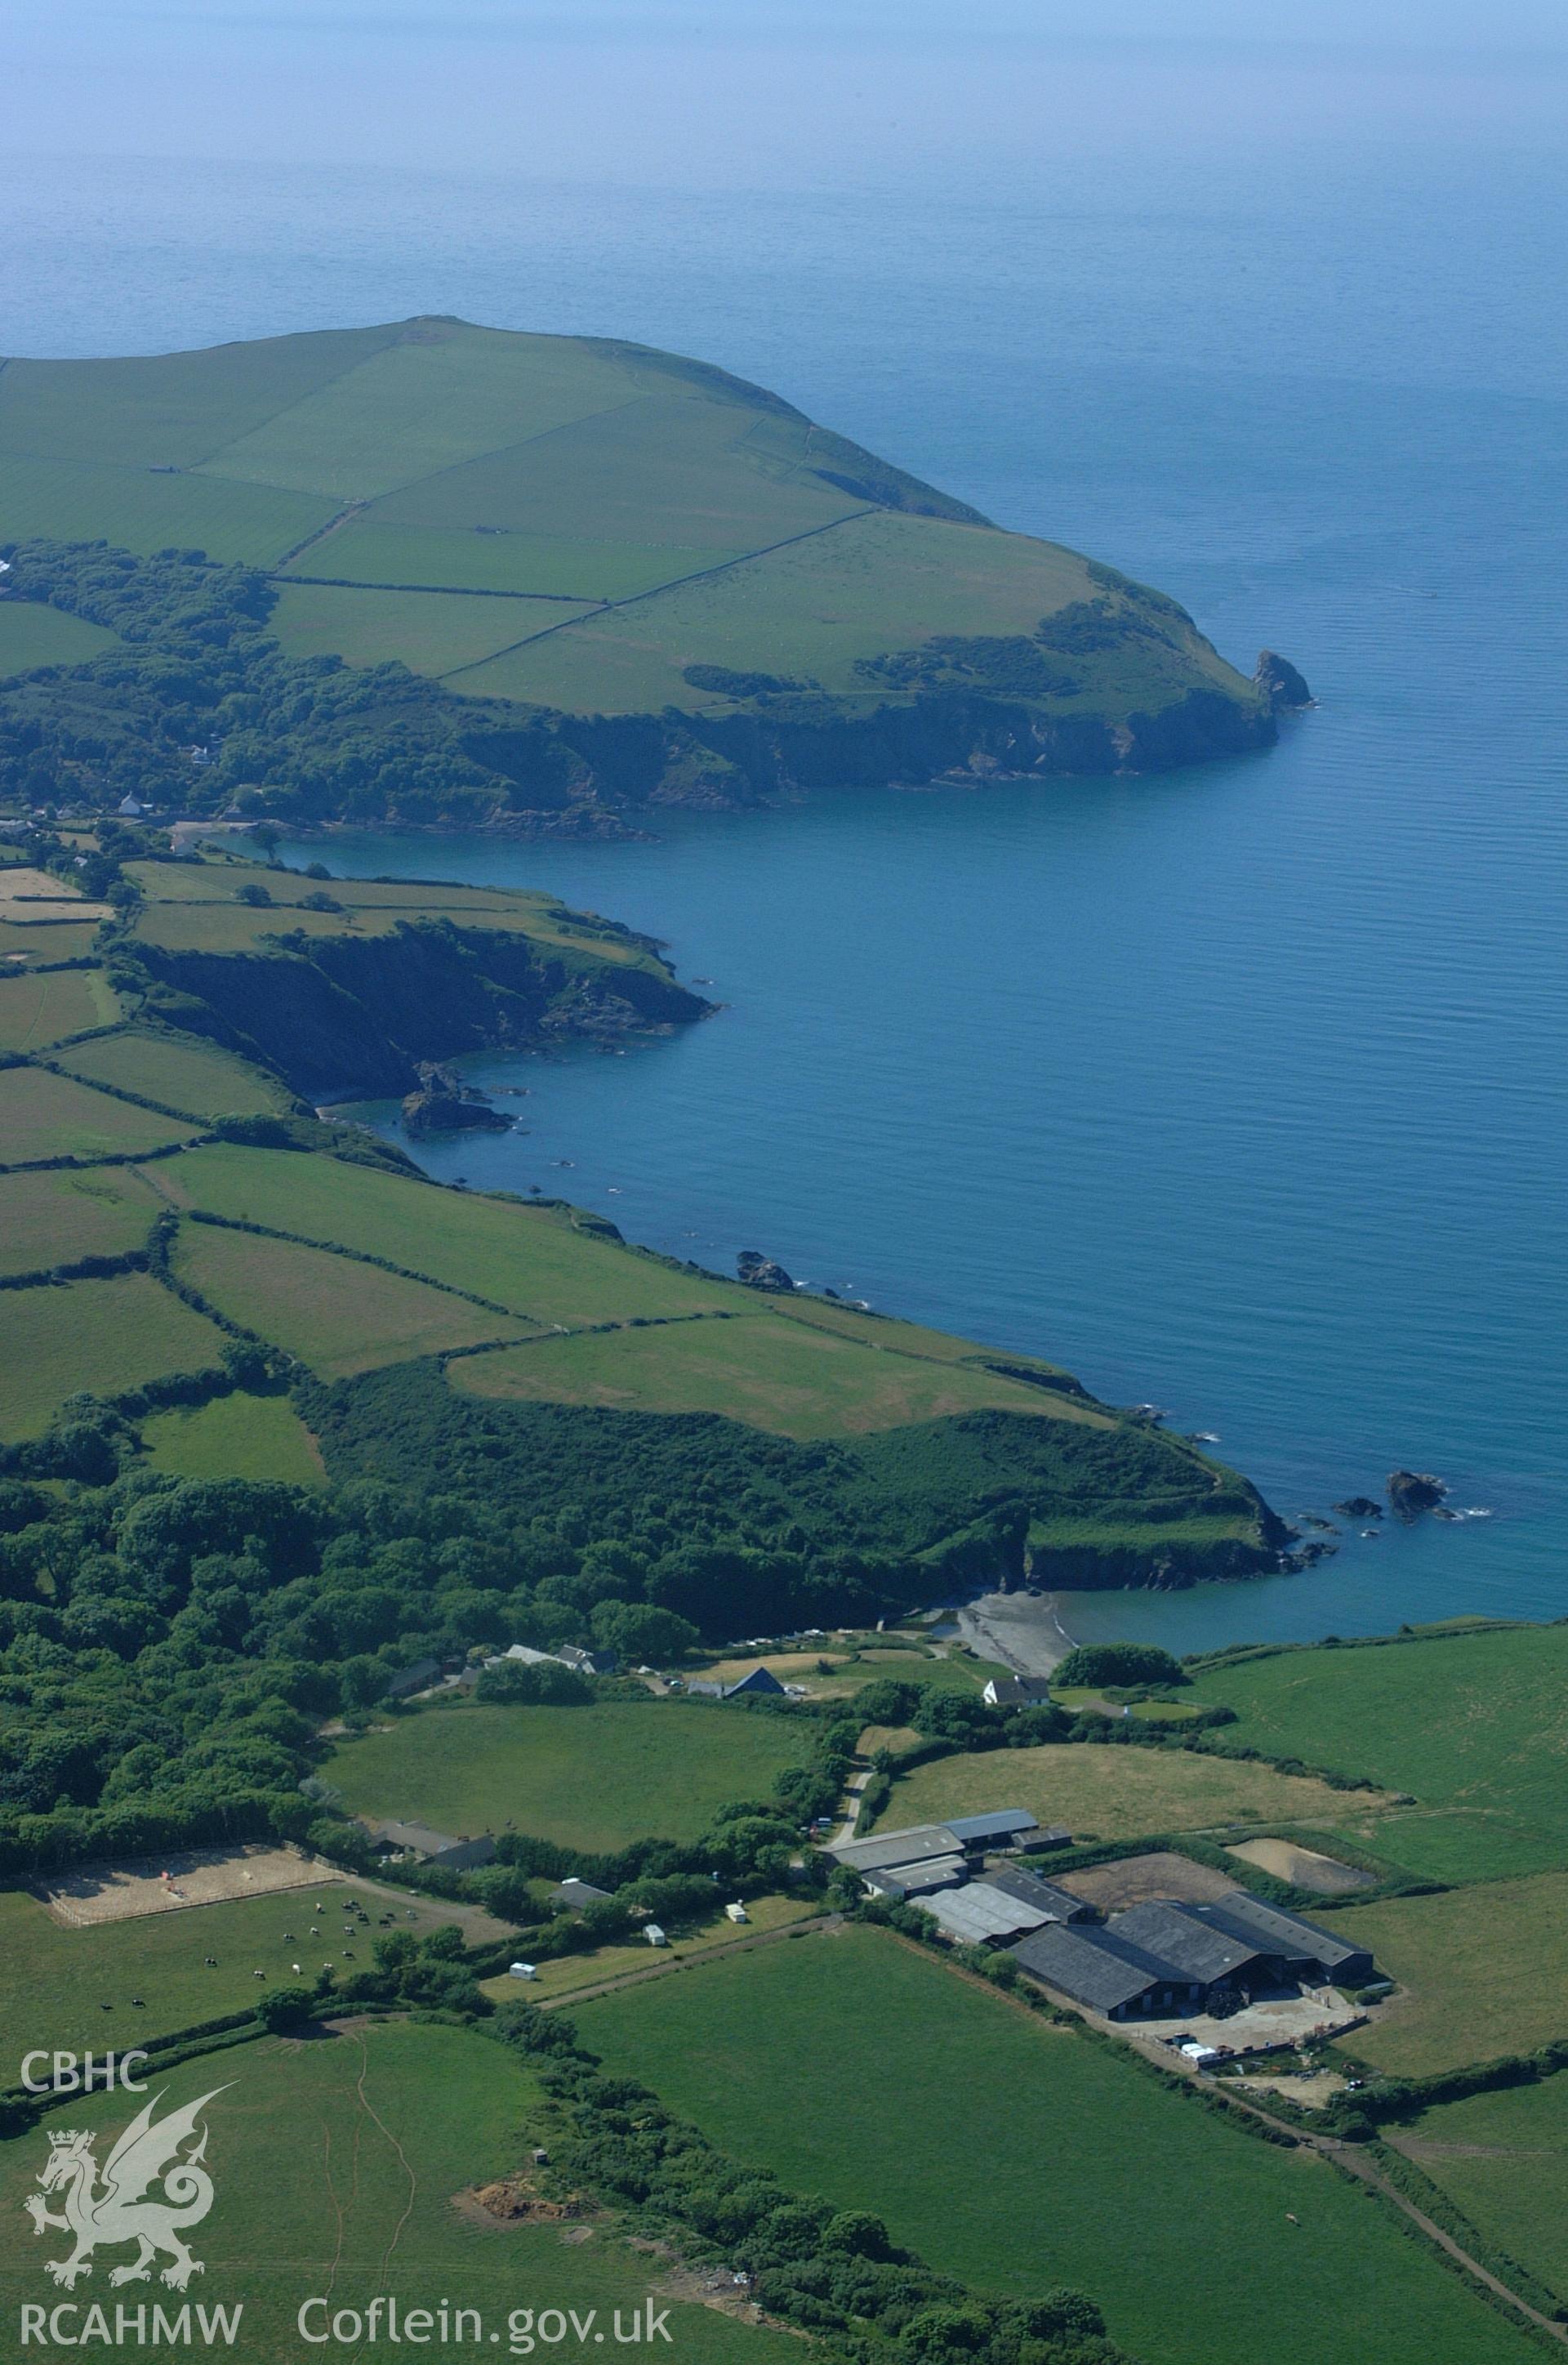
[7,132,1566,1651]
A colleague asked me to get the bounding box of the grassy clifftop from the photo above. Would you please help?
[0,318,1285,831]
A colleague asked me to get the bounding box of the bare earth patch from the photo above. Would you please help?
[1056,1850,1239,1910]
[1227,1837,1374,1894]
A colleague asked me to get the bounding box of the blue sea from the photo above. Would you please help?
[7,114,1566,1653]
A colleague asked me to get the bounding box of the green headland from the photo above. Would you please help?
[0,317,1301,832]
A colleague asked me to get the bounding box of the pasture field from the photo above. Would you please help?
[158,1145,746,1325]
[0,1064,198,1164]
[573,1924,1534,2365]
[1327,1872,1568,2076]
[1189,1626,1568,1881]
[0,2019,800,2365]
[0,1274,224,1439]
[0,1881,454,2058]
[284,516,724,600]
[451,1312,1071,1439]
[0,1163,160,1277]
[0,323,403,467]
[0,963,118,1051]
[479,1893,818,2001]
[455,512,1106,712]
[325,1698,816,1854]
[169,1222,538,1377]
[195,321,650,500]
[128,899,376,954]
[0,451,338,564]
[0,597,118,676]
[373,386,859,551]
[875,1738,1385,1844]
[772,1290,1079,1378]
[266,581,589,676]
[0,918,100,963]
[53,1027,292,1119]
[1395,2074,1568,2304]
[140,1390,326,1484]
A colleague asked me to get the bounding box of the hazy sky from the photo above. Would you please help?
[7,1,1566,181]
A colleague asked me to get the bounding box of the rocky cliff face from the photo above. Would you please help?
[128,920,712,1099]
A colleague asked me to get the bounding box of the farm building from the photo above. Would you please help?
[1008,1889,1374,2019]
[381,1656,444,1702]
[861,1859,969,1902]
[923,1881,1064,1947]
[830,1812,1051,1882]
[982,1676,1054,1708]
[983,1863,1092,1921]
[550,1877,614,1910]
[368,1822,497,1872]
[1011,1923,1205,2019]
[684,1666,787,1701]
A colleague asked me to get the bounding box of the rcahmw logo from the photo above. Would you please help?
[18,2085,243,2347]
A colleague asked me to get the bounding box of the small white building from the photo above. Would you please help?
[507,1961,538,1981]
[117,794,148,818]
[724,1903,748,1925]
[644,1924,669,1948]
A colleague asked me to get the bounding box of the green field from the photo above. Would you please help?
[0,1163,160,1277]
[170,1222,537,1377]
[284,515,725,599]
[0,918,101,965]
[0,597,118,677]
[160,1145,751,1324]
[1395,2074,1568,2304]
[877,1738,1382,1843]
[0,1274,224,1438]
[0,963,118,1051]
[1326,1872,1568,2076]
[140,1389,326,1484]
[326,1698,815,1854]
[452,1311,1076,1439]
[573,1924,1533,2365]
[0,451,339,564]
[0,1064,198,1165]
[454,511,1102,711]
[0,2019,798,2365]
[266,581,590,675]
[1190,1627,1568,1881]
[0,1883,453,2060]
[53,1027,292,1119]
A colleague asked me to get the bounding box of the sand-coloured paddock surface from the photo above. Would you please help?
[34,1844,343,1926]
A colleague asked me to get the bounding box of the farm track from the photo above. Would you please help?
[536,1910,840,2009]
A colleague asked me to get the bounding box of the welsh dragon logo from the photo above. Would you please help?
[24,2086,228,2291]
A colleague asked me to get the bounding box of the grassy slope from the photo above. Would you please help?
[574,1925,1533,2365]
[1,315,1262,739]
[875,1738,1382,1844]
[1396,2075,1568,2303]
[0,596,118,676]
[325,1698,814,1854]
[0,2019,800,2365]
[0,1164,163,1276]
[0,1883,452,2059]
[0,1274,224,1436]
[0,1063,198,1162]
[1325,1873,1568,2076]
[53,1025,293,1118]
[140,1389,327,1484]
[0,963,118,1050]
[1189,1628,1568,1881]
